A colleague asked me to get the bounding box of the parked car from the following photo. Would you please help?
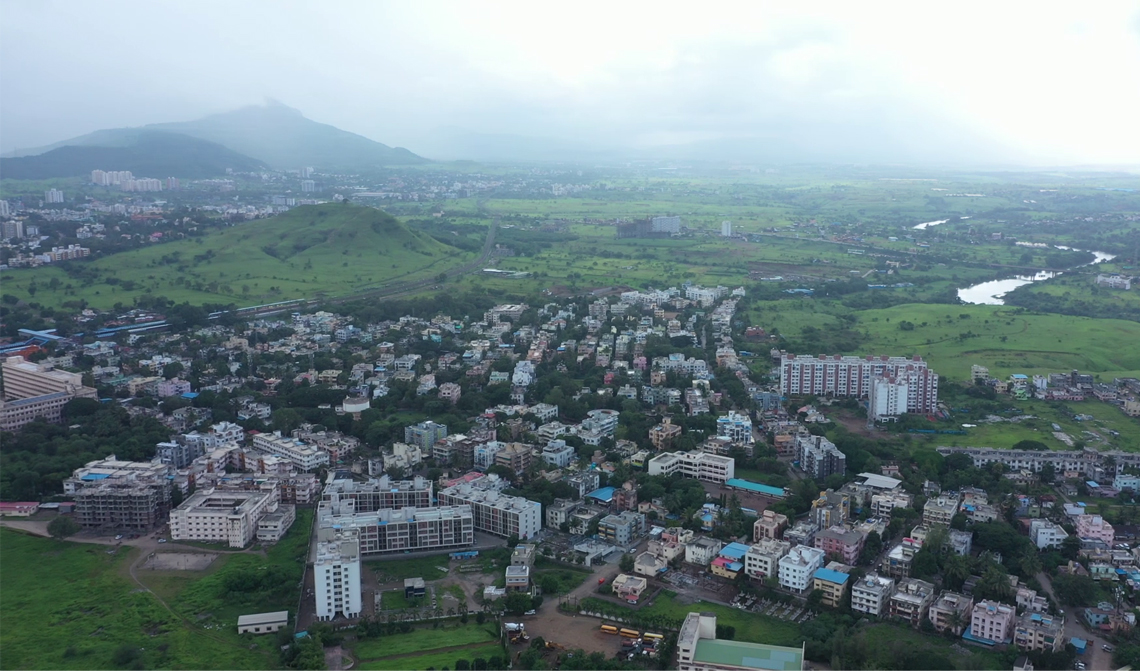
[524,610,536,615]
[115,535,123,540]
[158,538,167,544]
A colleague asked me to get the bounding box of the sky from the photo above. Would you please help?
[2,0,1139,164]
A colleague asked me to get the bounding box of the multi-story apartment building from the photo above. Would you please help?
[745,539,791,581]
[650,419,683,450]
[2,355,96,400]
[935,446,1100,477]
[65,457,173,530]
[317,501,474,555]
[778,545,825,594]
[1014,612,1065,652]
[812,489,850,528]
[170,487,280,548]
[1029,519,1069,549]
[320,474,433,512]
[923,497,959,526]
[795,434,847,479]
[753,510,788,542]
[890,578,935,627]
[871,490,913,518]
[814,526,866,564]
[437,482,541,539]
[256,504,297,543]
[598,511,646,547]
[404,420,448,450]
[715,411,753,445]
[0,391,76,431]
[812,564,851,608]
[969,600,1015,644]
[541,440,575,468]
[1076,514,1115,544]
[677,613,805,671]
[314,528,362,621]
[851,573,895,617]
[494,442,534,474]
[647,451,735,483]
[928,591,974,635]
[778,353,938,414]
[251,431,329,471]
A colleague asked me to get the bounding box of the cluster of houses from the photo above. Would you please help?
[971,365,1140,417]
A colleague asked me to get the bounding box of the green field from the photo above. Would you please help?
[0,204,476,310]
[853,621,1006,670]
[0,529,274,670]
[351,621,500,660]
[366,555,454,584]
[356,643,504,671]
[855,303,1140,381]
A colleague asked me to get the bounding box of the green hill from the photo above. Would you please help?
[0,204,472,309]
[0,131,266,179]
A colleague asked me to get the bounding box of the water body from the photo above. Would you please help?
[957,246,1116,305]
[913,219,949,230]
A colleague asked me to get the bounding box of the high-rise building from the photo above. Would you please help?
[64,457,174,530]
[779,353,938,413]
[166,177,180,190]
[721,220,732,237]
[301,180,316,192]
[0,199,13,218]
[2,219,23,239]
[301,167,314,178]
[44,189,64,204]
[314,527,362,621]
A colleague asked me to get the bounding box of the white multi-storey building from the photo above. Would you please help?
[647,451,735,483]
[317,500,474,555]
[744,539,791,581]
[314,528,362,621]
[169,487,279,548]
[1029,519,1069,550]
[251,431,329,471]
[777,545,824,594]
[779,353,938,413]
[715,411,754,445]
[438,481,541,540]
[851,573,895,617]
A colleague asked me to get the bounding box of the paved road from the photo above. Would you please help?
[1036,571,1113,670]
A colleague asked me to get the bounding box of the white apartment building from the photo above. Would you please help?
[256,504,297,543]
[745,539,791,581]
[317,501,474,555]
[438,482,542,540]
[315,528,362,621]
[869,376,910,420]
[779,353,938,413]
[871,491,913,518]
[1029,519,1069,550]
[778,545,825,594]
[647,450,735,483]
[686,537,726,566]
[923,497,959,526]
[715,411,754,445]
[851,573,895,617]
[169,487,279,548]
[251,431,329,471]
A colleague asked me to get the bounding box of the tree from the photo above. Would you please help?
[503,591,532,615]
[455,660,470,670]
[619,553,635,572]
[975,567,1014,602]
[48,515,81,539]
[943,554,970,591]
[1060,535,1081,561]
[540,574,559,595]
[1039,462,1055,484]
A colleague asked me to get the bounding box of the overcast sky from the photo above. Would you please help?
[2,1,1139,164]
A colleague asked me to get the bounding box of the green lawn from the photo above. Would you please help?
[854,621,1007,670]
[356,643,503,671]
[351,622,499,659]
[0,529,273,670]
[367,555,453,584]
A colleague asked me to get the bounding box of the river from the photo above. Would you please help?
[957,247,1116,305]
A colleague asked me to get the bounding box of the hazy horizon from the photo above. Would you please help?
[3,1,1139,166]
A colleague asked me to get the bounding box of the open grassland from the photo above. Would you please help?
[366,554,455,584]
[636,592,800,646]
[351,622,500,660]
[356,643,504,671]
[854,304,1140,381]
[0,204,475,310]
[0,529,273,670]
[853,621,1006,670]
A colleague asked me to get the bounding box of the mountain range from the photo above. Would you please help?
[0,102,426,179]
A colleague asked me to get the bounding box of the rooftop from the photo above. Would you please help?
[693,639,804,671]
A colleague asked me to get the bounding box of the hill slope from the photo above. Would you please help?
[148,101,426,169]
[0,131,266,179]
[0,204,473,309]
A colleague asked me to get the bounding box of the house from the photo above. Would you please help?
[745,539,791,581]
[505,565,531,593]
[814,526,866,564]
[404,577,426,598]
[687,537,726,566]
[710,543,750,580]
[851,573,895,617]
[1076,515,1115,544]
[1014,612,1065,653]
[812,564,851,608]
[968,600,1015,644]
[753,510,788,542]
[928,591,973,635]
[777,545,825,594]
[612,573,648,603]
[634,551,669,577]
[1030,519,1069,550]
[889,578,935,627]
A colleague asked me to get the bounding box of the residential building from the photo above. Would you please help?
[814,526,866,564]
[404,421,448,450]
[314,528,362,621]
[795,434,846,479]
[650,419,683,450]
[438,481,542,539]
[170,487,279,548]
[677,612,804,671]
[778,353,938,413]
[545,499,578,529]
[438,382,462,405]
[256,505,297,543]
[494,442,534,474]
[1029,519,1069,550]
[778,545,825,594]
[889,578,935,627]
[251,431,328,471]
[65,457,173,530]
[968,600,1015,644]
[505,565,530,593]
[1076,514,1115,544]
[634,551,669,577]
[868,375,914,421]
[949,529,973,556]
[745,539,791,581]
[923,497,958,526]
[812,489,850,528]
[851,573,895,617]
[686,537,726,566]
[783,520,818,548]
[1014,612,1065,652]
[647,450,735,483]
[541,440,575,468]
[870,490,913,518]
[598,511,646,547]
[320,474,433,512]
[0,391,78,432]
[317,500,474,555]
[928,591,974,635]
[612,573,648,603]
[753,510,788,542]
[812,564,851,608]
[716,411,754,445]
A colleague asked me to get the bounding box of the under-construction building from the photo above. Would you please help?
[65,456,173,530]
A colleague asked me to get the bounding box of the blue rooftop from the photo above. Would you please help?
[720,542,751,560]
[81,473,110,481]
[586,486,615,502]
[181,392,199,399]
[725,478,785,498]
[813,568,850,585]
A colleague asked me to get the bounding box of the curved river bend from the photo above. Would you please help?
[957,248,1116,305]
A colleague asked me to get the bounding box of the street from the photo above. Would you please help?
[1036,572,1113,670]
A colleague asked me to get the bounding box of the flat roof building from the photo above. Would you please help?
[251,431,329,472]
[315,528,362,621]
[438,481,541,540]
[171,487,281,548]
[237,611,289,635]
[320,474,432,512]
[677,612,804,671]
[647,450,735,483]
[317,500,474,555]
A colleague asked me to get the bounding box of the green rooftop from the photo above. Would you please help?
[693,639,803,671]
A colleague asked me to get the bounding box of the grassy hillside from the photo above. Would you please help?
[0,131,266,179]
[856,303,1140,381]
[0,204,474,310]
